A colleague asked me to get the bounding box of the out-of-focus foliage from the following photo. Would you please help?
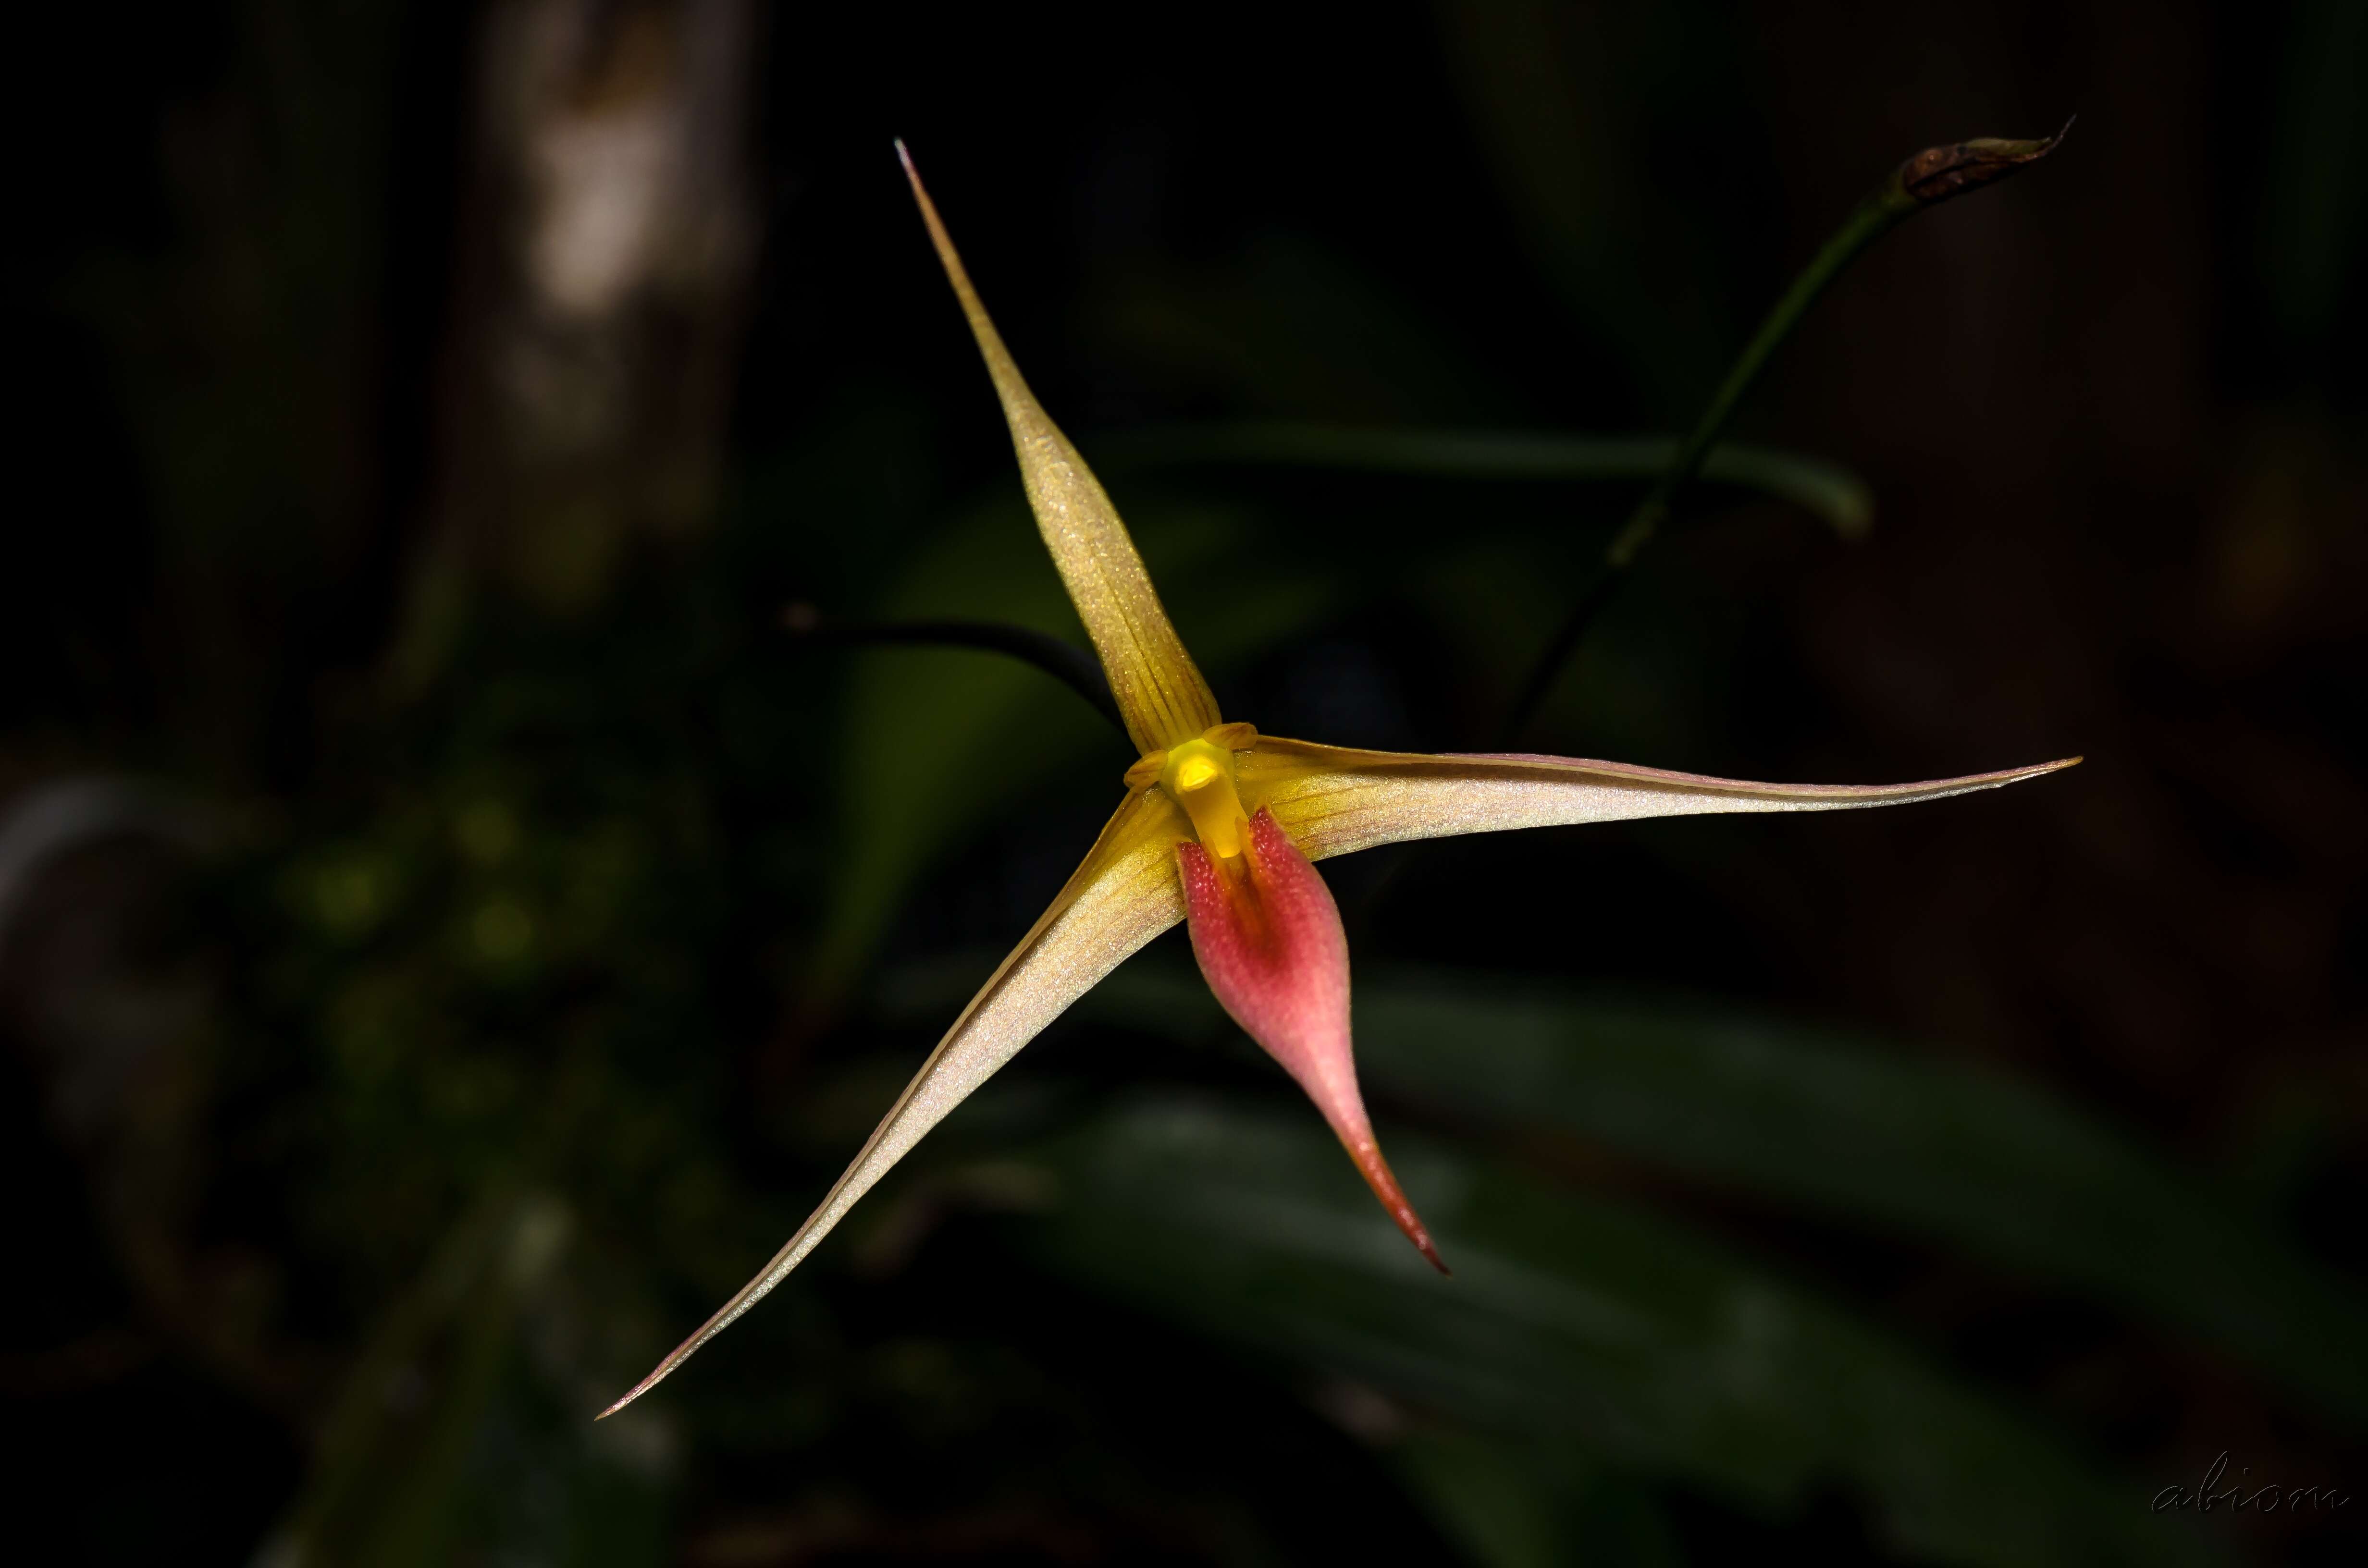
[6,0,2362,1565]
[1025,1095,2199,1568]
[1072,966,2368,1428]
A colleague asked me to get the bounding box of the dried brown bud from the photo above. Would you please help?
[1891,118,2072,208]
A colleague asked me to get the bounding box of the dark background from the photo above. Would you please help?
[4,1,2361,1564]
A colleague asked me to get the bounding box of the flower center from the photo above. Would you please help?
[1160,738,1249,858]
[1126,723,1258,859]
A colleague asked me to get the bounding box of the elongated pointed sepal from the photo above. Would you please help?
[1238,739,2080,862]
[897,143,1222,756]
[598,787,1193,1417]
[1178,808,1446,1271]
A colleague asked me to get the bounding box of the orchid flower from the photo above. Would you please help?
[600,149,2078,1417]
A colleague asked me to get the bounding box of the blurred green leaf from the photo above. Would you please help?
[1388,1427,1683,1568]
[1020,1094,2208,1568]
[1095,235,1502,424]
[261,1185,677,1568]
[2257,0,2367,374]
[1102,424,1873,538]
[1434,0,1743,409]
[1081,965,2368,1431]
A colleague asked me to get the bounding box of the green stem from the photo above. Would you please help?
[1500,124,2066,745]
[783,606,1126,737]
[1614,193,1911,571]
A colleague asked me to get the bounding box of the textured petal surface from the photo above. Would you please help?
[900,146,1221,755]
[602,787,1190,1415]
[1236,738,2080,861]
[1179,808,1444,1269]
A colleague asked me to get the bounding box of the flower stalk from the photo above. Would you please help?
[1501,121,2072,742]
[782,602,1126,735]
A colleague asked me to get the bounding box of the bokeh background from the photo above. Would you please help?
[5,1,2362,1564]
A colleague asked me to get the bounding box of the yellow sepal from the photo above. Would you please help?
[1236,737,2081,862]
[900,146,1221,756]
[600,785,1189,1417]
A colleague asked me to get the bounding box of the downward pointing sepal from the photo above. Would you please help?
[1177,808,1447,1272]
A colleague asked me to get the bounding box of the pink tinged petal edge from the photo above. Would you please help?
[1178,808,1447,1273]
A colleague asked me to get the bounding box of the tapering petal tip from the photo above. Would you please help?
[2006,754,2083,784]
[598,1307,726,1418]
[594,1358,666,1420]
[1181,808,1450,1274]
[1339,1132,1450,1274]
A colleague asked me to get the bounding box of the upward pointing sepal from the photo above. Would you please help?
[896,142,1222,756]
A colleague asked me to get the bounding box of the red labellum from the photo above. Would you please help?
[1178,807,1447,1272]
